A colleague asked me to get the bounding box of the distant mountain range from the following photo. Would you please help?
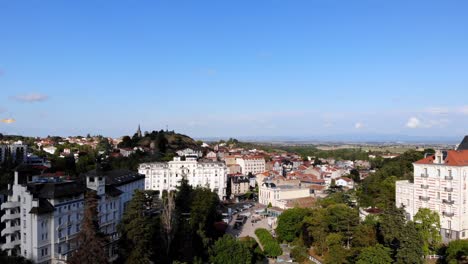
[199,133,464,145]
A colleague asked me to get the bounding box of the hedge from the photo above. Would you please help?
[254,228,282,257]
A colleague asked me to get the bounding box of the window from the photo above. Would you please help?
[438,169,441,177]
[437,192,440,199]
[448,220,452,230]
[58,217,62,225]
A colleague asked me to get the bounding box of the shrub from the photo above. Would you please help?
[255,228,282,257]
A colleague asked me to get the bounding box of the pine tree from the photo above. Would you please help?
[68,191,108,264]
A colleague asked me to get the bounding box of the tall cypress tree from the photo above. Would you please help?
[68,191,108,264]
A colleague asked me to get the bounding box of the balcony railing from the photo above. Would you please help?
[443,199,455,205]
[445,187,454,192]
[443,211,455,217]
[445,176,453,180]
[421,173,429,178]
[419,196,430,202]
[421,184,429,189]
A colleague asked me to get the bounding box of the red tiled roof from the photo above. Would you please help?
[415,150,468,166]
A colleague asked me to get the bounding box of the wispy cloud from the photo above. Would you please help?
[11,93,49,103]
[459,106,468,115]
[354,122,363,129]
[424,107,450,115]
[406,116,449,129]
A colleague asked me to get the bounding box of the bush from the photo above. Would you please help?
[255,228,282,257]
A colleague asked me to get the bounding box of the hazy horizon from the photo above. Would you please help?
[1,1,468,139]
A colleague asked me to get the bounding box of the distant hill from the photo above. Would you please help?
[119,130,202,155]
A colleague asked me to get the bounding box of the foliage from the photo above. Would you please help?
[414,208,441,256]
[356,244,392,264]
[68,191,108,264]
[445,239,468,263]
[118,190,160,264]
[0,249,32,264]
[276,208,312,242]
[394,222,424,264]
[209,235,252,264]
[358,150,424,209]
[255,228,282,257]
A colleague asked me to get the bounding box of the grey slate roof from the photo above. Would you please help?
[458,136,468,151]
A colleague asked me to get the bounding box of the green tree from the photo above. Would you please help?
[324,233,348,264]
[276,208,311,242]
[356,244,392,264]
[395,222,424,264]
[445,239,468,263]
[414,208,442,256]
[118,190,160,264]
[209,235,252,264]
[350,169,361,183]
[68,191,108,264]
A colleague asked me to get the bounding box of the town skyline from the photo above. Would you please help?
[2,1,468,139]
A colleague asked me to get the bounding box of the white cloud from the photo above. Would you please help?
[406,117,421,128]
[12,93,49,102]
[425,107,450,115]
[406,117,449,129]
[354,122,363,129]
[459,106,468,115]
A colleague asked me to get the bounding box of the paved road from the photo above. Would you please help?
[225,203,273,249]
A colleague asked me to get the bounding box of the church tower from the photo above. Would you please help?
[137,124,142,138]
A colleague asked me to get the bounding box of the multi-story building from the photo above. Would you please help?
[0,143,28,164]
[176,148,202,158]
[396,141,468,242]
[259,182,312,209]
[139,157,228,200]
[228,174,250,199]
[0,167,144,263]
[235,156,266,175]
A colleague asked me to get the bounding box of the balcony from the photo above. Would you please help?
[0,201,20,210]
[1,224,20,236]
[421,173,429,178]
[445,187,454,192]
[1,213,20,222]
[443,211,455,217]
[420,184,429,189]
[445,176,453,180]
[419,196,430,202]
[443,199,455,205]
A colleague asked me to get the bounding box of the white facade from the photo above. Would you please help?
[176,148,202,158]
[139,157,228,200]
[236,156,266,175]
[259,182,312,209]
[0,170,144,263]
[396,149,468,242]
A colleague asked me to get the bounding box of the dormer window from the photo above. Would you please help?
[89,177,95,182]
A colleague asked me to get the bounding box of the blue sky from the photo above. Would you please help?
[1,0,468,140]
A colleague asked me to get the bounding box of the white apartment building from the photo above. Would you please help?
[176,148,202,158]
[259,182,312,209]
[396,148,468,242]
[236,156,266,175]
[0,168,144,263]
[139,157,228,200]
[0,143,28,164]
